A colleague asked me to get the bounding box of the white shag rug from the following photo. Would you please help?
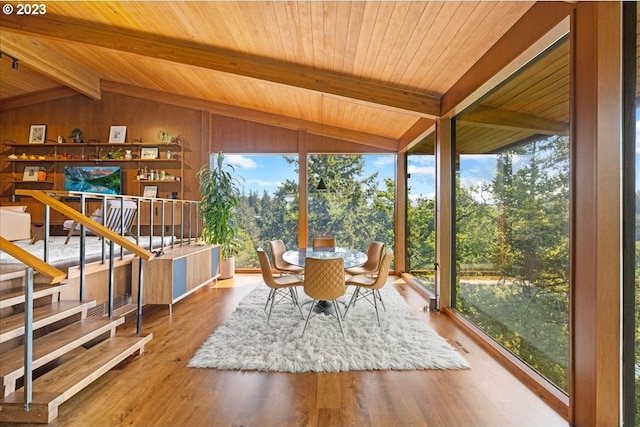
[0,236,175,264]
[188,284,470,372]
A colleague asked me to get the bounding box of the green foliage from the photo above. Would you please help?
[455,135,570,392]
[198,151,243,258]
[233,154,394,268]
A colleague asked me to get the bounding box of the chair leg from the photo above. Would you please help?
[265,288,275,311]
[333,300,346,340]
[344,287,360,317]
[266,289,278,324]
[301,299,317,337]
[372,291,381,327]
[64,222,78,244]
[375,289,386,312]
[290,287,304,318]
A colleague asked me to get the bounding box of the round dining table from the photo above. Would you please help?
[282,247,367,315]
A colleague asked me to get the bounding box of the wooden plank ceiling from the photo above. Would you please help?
[0,1,538,151]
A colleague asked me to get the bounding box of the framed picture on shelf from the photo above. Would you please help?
[109,126,127,143]
[143,185,158,198]
[28,124,46,144]
[141,147,159,159]
[23,166,40,181]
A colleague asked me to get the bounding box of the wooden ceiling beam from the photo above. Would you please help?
[397,118,436,153]
[0,14,440,118]
[0,32,101,100]
[101,81,397,150]
[458,105,569,135]
[0,86,78,111]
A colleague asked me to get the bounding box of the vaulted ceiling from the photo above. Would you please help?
[0,1,541,151]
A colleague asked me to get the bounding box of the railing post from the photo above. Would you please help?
[148,199,154,251]
[170,200,175,248]
[108,240,114,317]
[136,257,144,334]
[135,197,141,245]
[119,197,125,259]
[188,202,192,244]
[79,194,86,301]
[43,205,50,262]
[195,201,199,243]
[23,267,34,412]
[100,196,107,264]
[180,201,185,245]
[160,199,165,251]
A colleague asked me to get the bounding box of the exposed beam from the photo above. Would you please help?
[101,81,397,150]
[0,32,101,100]
[0,14,440,118]
[0,86,78,111]
[397,118,436,153]
[458,105,569,135]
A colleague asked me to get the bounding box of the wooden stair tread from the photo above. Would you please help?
[0,300,96,343]
[0,283,66,310]
[0,334,153,424]
[29,334,152,396]
[111,302,137,318]
[0,316,125,387]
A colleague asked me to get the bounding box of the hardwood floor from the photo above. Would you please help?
[9,274,568,427]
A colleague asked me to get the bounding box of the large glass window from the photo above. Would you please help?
[226,154,299,268]
[307,154,396,258]
[454,38,570,392]
[407,134,437,295]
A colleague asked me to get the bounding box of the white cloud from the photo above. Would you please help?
[244,178,281,188]
[373,155,395,168]
[408,165,435,176]
[225,155,257,169]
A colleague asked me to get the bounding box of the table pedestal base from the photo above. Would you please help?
[303,300,335,316]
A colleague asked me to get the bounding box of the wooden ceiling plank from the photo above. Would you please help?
[0,32,100,100]
[0,14,439,117]
[101,81,396,150]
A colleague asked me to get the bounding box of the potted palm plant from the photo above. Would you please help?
[198,151,242,279]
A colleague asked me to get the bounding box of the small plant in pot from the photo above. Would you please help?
[198,151,243,278]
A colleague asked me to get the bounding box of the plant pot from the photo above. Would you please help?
[220,256,235,279]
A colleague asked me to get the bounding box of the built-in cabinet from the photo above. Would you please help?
[132,244,220,313]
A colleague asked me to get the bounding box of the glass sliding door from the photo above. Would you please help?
[453,37,570,392]
[407,133,437,295]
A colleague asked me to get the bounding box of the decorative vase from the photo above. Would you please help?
[219,256,235,279]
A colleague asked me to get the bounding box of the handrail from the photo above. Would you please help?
[0,236,66,283]
[15,189,154,261]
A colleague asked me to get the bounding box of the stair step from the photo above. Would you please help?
[111,302,138,318]
[0,300,96,344]
[0,333,153,424]
[0,283,67,310]
[1,316,125,397]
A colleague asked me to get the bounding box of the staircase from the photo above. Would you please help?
[0,269,152,424]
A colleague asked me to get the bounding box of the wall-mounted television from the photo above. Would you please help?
[64,166,122,195]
